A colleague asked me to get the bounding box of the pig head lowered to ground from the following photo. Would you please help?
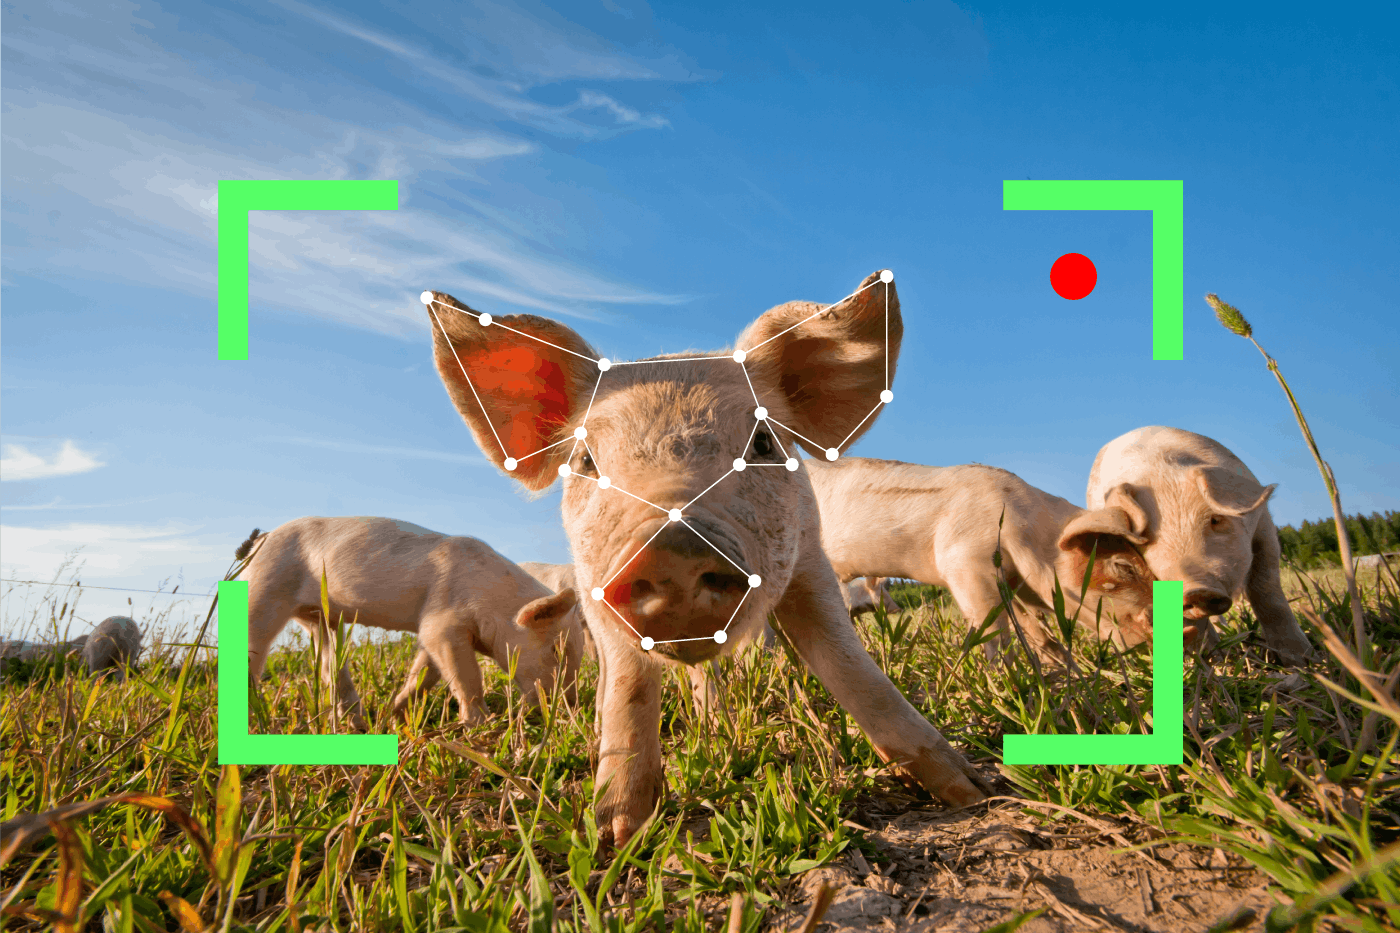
[844,577,901,618]
[241,517,582,727]
[809,459,1158,656]
[1086,426,1314,664]
[424,271,990,845]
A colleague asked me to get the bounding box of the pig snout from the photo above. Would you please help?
[602,517,750,648]
[1184,588,1232,618]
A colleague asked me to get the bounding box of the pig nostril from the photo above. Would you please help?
[700,572,747,595]
[630,580,656,599]
[1185,590,1232,616]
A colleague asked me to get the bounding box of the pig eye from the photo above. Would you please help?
[581,452,597,475]
[752,430,775,459]
[1209,515,1227,529]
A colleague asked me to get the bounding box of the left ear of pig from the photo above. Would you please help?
[425,291,599,491]
[737,270,902,457]
[515,588,579,631]
[1057,507,1149,553]
[1195,467,1276,517]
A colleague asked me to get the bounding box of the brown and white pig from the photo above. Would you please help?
[240,517,583,728]
[423,270,989,845]
[844,576,901,618]
[1086,426,1314,664]
[808,458,1158,656]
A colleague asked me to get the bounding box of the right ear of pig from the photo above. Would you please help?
[1102,483,1150,537]
[1058,506,1149,553]
[515,588,579,631]
[1194,467,1276,517]
[736,271,902,457]
[425,292,599,490]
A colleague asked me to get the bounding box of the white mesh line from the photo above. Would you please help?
[765,416,826,454]
[739,362,762,408]
[679,519,748,576]
[721,582,754,632]
[581,370,604,424]
[884,281,890,391]
[609,355,734,365]
[838,400,886,449]
[601,519,673,588]
[683,466,738,511]
[427,305,507,456]
[742,276,879,353]
[482,318,600,364]
[515,433,577,463]
[598,598,644,640]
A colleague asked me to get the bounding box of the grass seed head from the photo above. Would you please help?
[1206,293,1253,338]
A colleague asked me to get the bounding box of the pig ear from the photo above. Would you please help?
[737,271,901,457]
[1194,466,1275,517]
[1102,483,1150,538]
[515,588,579,632]
[426,292,599,491]
[1058,506,1149,554]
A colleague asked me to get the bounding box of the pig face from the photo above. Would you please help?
[1053,510,1156,646]
[424,271,900,667]
[1102,466,1274,623]
[504,588,582,704]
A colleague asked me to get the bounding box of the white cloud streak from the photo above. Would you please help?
[1,441,105,482]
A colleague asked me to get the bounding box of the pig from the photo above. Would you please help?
[240,517,583,728]
[844,576,901,618]
[519,561,578,595]
[423,270,990,845]
[1086,426,1314,664]
[83,616,142,677]
[807,458,1158,657]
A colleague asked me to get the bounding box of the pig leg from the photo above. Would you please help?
[416,613,486,723]
[391,649,442,720]
[1246,513,1314,664]
[940,567,1014,659]
[775,561,988,808]
[593,630,665,848]
[307,617,367,731]
[685,661,727,722]
[247,595,294,682]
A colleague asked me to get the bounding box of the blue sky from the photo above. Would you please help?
[3,0,1396,636]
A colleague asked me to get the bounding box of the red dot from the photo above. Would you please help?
[1050,253,1097,300]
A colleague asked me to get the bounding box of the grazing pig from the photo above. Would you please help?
[808,458,1158,656]
[83,616,142,677]
[1086,426,1314,663]
[423,270,989,845]
[239,517,583,728]
[844,577,901,618]
[519,561,578,595]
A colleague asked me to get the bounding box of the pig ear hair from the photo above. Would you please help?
[1102,483,1150,537]
[736,271,901,458]
[425,292,599,492]
[515,588,579,631]
[1058,506,1149,554]
[1194,467,1276,517]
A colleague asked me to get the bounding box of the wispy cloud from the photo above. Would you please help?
[1,441,105,482]
[2,1,692,335]
[261,436,491,465]
[0,522,227,594]
[1,496,161,512]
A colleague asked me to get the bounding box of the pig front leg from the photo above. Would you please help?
[1246,512,1314,665]
[776,560,989,808]
[417,613,487,723]
[593,630,665,848]
[307,618,368,731]
[391,649,443,720]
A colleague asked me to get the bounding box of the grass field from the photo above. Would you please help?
[2,559,1397,932]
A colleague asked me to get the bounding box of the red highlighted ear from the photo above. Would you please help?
[425,292,598,491]
[737,271,901,457]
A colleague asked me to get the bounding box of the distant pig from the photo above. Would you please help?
[424,270,989,845]
[83,616,142,677]
[808,458,1158,657]
[521,560,595,658]
[844,577,901,618]
[239,518,583,728]
[1086,426,1313,663]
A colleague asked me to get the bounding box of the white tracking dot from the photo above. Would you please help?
[598,358,612,371]
[641,636,655,651]
[825,448,839,461]
[419,291,433,305]
[754,407,768,420]
[591,587,604,600]
[503,457,518,471]
[880,389,894,404]
[732,349,747,363]
[558,464,572,477]
[598,475,612,489]
[574,426,588,439]
[733,458,747,472]
[713,630,728,644]
[479,313,492,326]
[748,574,761,588]
[879,269,894,283]
[668,508,683,522]
[785,458,799,471]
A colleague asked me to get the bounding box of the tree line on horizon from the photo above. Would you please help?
[1276,510,1400,568]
